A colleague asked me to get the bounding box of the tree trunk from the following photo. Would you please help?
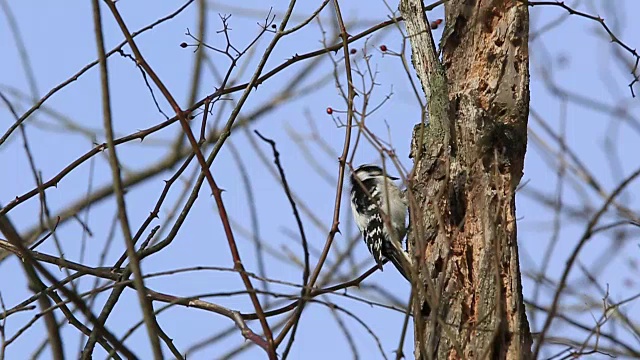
[400,0,533,358]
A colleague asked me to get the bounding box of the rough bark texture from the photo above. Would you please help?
[401,0,533,359]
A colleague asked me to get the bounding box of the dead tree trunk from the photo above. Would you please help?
[400,0,533,358]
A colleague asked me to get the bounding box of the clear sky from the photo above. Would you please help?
[1,0,639,359]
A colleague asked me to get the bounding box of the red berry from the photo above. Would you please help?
[379,45,387,52]
[430,19,443,29]
[350,48,357,55]
[326,107,333,115]
[179,42,188,48]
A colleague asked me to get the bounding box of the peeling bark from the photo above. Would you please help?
[401,0,532,358]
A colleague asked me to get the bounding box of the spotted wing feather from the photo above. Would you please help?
[363,212,385,269]
[350,178,386,269]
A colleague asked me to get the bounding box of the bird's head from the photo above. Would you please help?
[351,164,399,184]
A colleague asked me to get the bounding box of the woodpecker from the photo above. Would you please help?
[349,164,410,280]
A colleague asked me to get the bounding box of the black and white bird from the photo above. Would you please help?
[349,164,410,280]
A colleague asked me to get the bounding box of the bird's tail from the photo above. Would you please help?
[385,249,411,282]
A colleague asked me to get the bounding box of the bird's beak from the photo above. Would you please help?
[388,175,399,180]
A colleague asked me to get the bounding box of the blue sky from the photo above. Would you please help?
[1,0,640,359]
